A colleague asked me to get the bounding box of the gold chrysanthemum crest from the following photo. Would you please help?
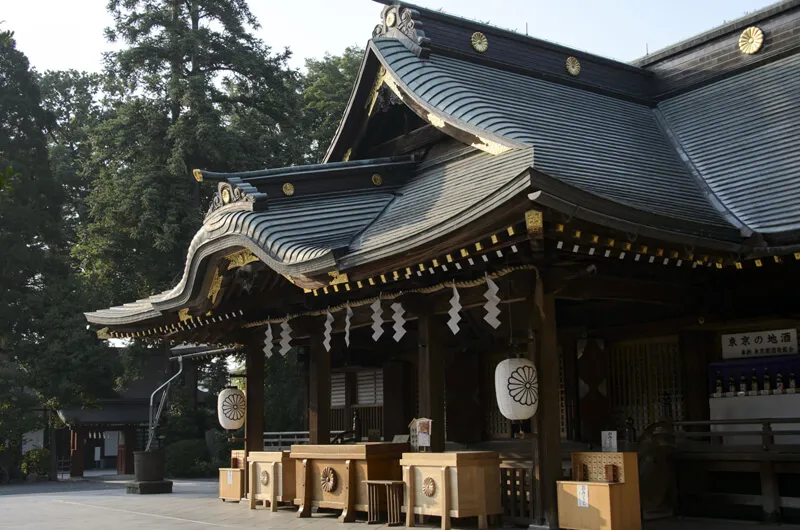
[282,182,295,196]
[565,56,581,76]
[471,32,488,53]
[739,26,764,54]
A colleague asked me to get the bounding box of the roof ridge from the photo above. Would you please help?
[372,0,638,70]
[632,0,800,66]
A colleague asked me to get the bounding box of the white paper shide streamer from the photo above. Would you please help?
[371,300,384,341]
[391,302,406,342]
[345,305,353,347]
[323,312,334,352]
[448,285,461,334]
[483,275,502,329]
[263,324,273,358]
[279,321,292,356]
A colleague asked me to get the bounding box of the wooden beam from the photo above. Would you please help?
[309,328,331,444]
[554,275,691,305]
[418,312,446,452]
[365,124,445,157]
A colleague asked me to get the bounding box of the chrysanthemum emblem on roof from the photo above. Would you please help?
[739,26,764,55]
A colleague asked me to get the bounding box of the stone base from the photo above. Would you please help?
[126,480,173,494]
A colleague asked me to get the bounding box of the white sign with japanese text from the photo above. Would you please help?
[577,484,589,508]
[722,328,797,359]
[601,431,618,452]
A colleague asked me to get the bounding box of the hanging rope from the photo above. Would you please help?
[242,264,539,328]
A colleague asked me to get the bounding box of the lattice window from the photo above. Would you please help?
[608,337,684,435]
[331,373,346,408]
[357,370,384,405]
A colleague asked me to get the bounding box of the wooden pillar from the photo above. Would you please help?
[309,331,331,444]
[185,360,198,411]
[69,426,86,478]
[245,345,265,453]
[383,361,411,440]
[418,313,445,452]
[119,425,136,475]
[530,292,561,529]
[680,331,713,423]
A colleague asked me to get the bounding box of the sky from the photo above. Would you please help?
[4,0,778,73]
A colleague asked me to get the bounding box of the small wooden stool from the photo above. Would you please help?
[364,480,404,526]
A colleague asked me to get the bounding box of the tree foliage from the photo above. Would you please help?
[74,0,306,303]
[302,46,364,162]
[2,1,368,475]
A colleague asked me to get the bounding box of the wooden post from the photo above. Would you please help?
[246,344,265,497]
[383,361,411,440]
[69,426,86,478]
[418,313,445,452]
[530,292,561,529]
[119,425,136,475]
[309,330,331,444]
[680,331,713,423]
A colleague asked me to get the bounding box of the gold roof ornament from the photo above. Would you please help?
[565,56,581,76]
[221,188,231,204]
[192,169,203,182]
[225,249,259,270]
[178,308,192,322]
[208,268,223,305]
[329,271,349,285]
[342,148,352,162]
[471,32,488,53]
[282,182,295,196]
[386,10,397,27]
[739,26,764,54]
[371,174,383,186]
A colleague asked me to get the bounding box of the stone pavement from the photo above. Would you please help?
[1,474,799,530]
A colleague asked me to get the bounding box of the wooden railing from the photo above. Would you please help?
[641,417,800,452]
[639,418,800,523]
[263,431,344,450]
[330,405,384,439]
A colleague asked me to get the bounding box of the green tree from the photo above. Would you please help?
[302,46,364,162]
[74,0,305,302]
[38,70,105,241]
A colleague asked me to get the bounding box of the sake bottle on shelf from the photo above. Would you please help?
[763,368,771,394]
[775,372,784,394]
[714,371,723,396]
[751,368,759,394]
[728,376,736,395]
[789,372,797,393]
[739,374,748,394]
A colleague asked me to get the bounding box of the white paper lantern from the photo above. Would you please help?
[217,386,246,431]
[495,358,538,420]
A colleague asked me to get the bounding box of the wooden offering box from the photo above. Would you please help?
[400,451,502,530]
[219,467,244,501]
[219,450,247,502]
[291,443,407,522]
[247,451,296,511]
[557,452,641,530]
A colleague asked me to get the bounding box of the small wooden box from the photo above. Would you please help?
[400,451,502,530]
[557,452,641,530]
[219,468,244,502]
[247,451,296,511]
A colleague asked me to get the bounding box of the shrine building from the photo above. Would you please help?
[86,1,800,526]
